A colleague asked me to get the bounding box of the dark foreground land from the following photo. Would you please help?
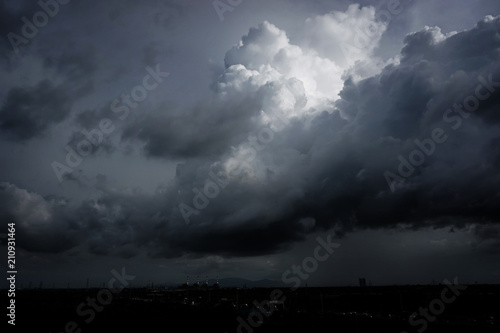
[3,284,500,332]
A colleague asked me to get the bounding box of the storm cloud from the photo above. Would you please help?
[2,10,500,257]
[1,0,499,286]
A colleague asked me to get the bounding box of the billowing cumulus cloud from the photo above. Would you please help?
[2,7,499,263]
[171,13,500,243]
[122,6,388,161]
[297,4,387,69]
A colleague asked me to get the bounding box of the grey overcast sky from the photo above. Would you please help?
[1,0,500,288]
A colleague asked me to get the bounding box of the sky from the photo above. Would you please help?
[1,0,500,288]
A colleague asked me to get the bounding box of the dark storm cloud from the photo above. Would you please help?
[167,15,500,254]
[0,182,78,253]
[2,10,500,260]
[42,49,98,96]
[0,179,162,256]
[0,177,311,258]
[0,0,40,54]
[121,97,264,159]
[65,102,119,156]
[472,224,500,254]
[141,41,173,67]
[0,80,72,141]
[288,16,500,232]
[1,0,179,145]
[1,18,98,142]
[0,49,98,142]
[150,217,306,258]
[105,0,184,27]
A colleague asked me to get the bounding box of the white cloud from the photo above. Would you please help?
[298,4,387,68]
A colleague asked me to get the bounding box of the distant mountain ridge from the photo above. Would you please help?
[217,278,285,288]
[163,277,286,288]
